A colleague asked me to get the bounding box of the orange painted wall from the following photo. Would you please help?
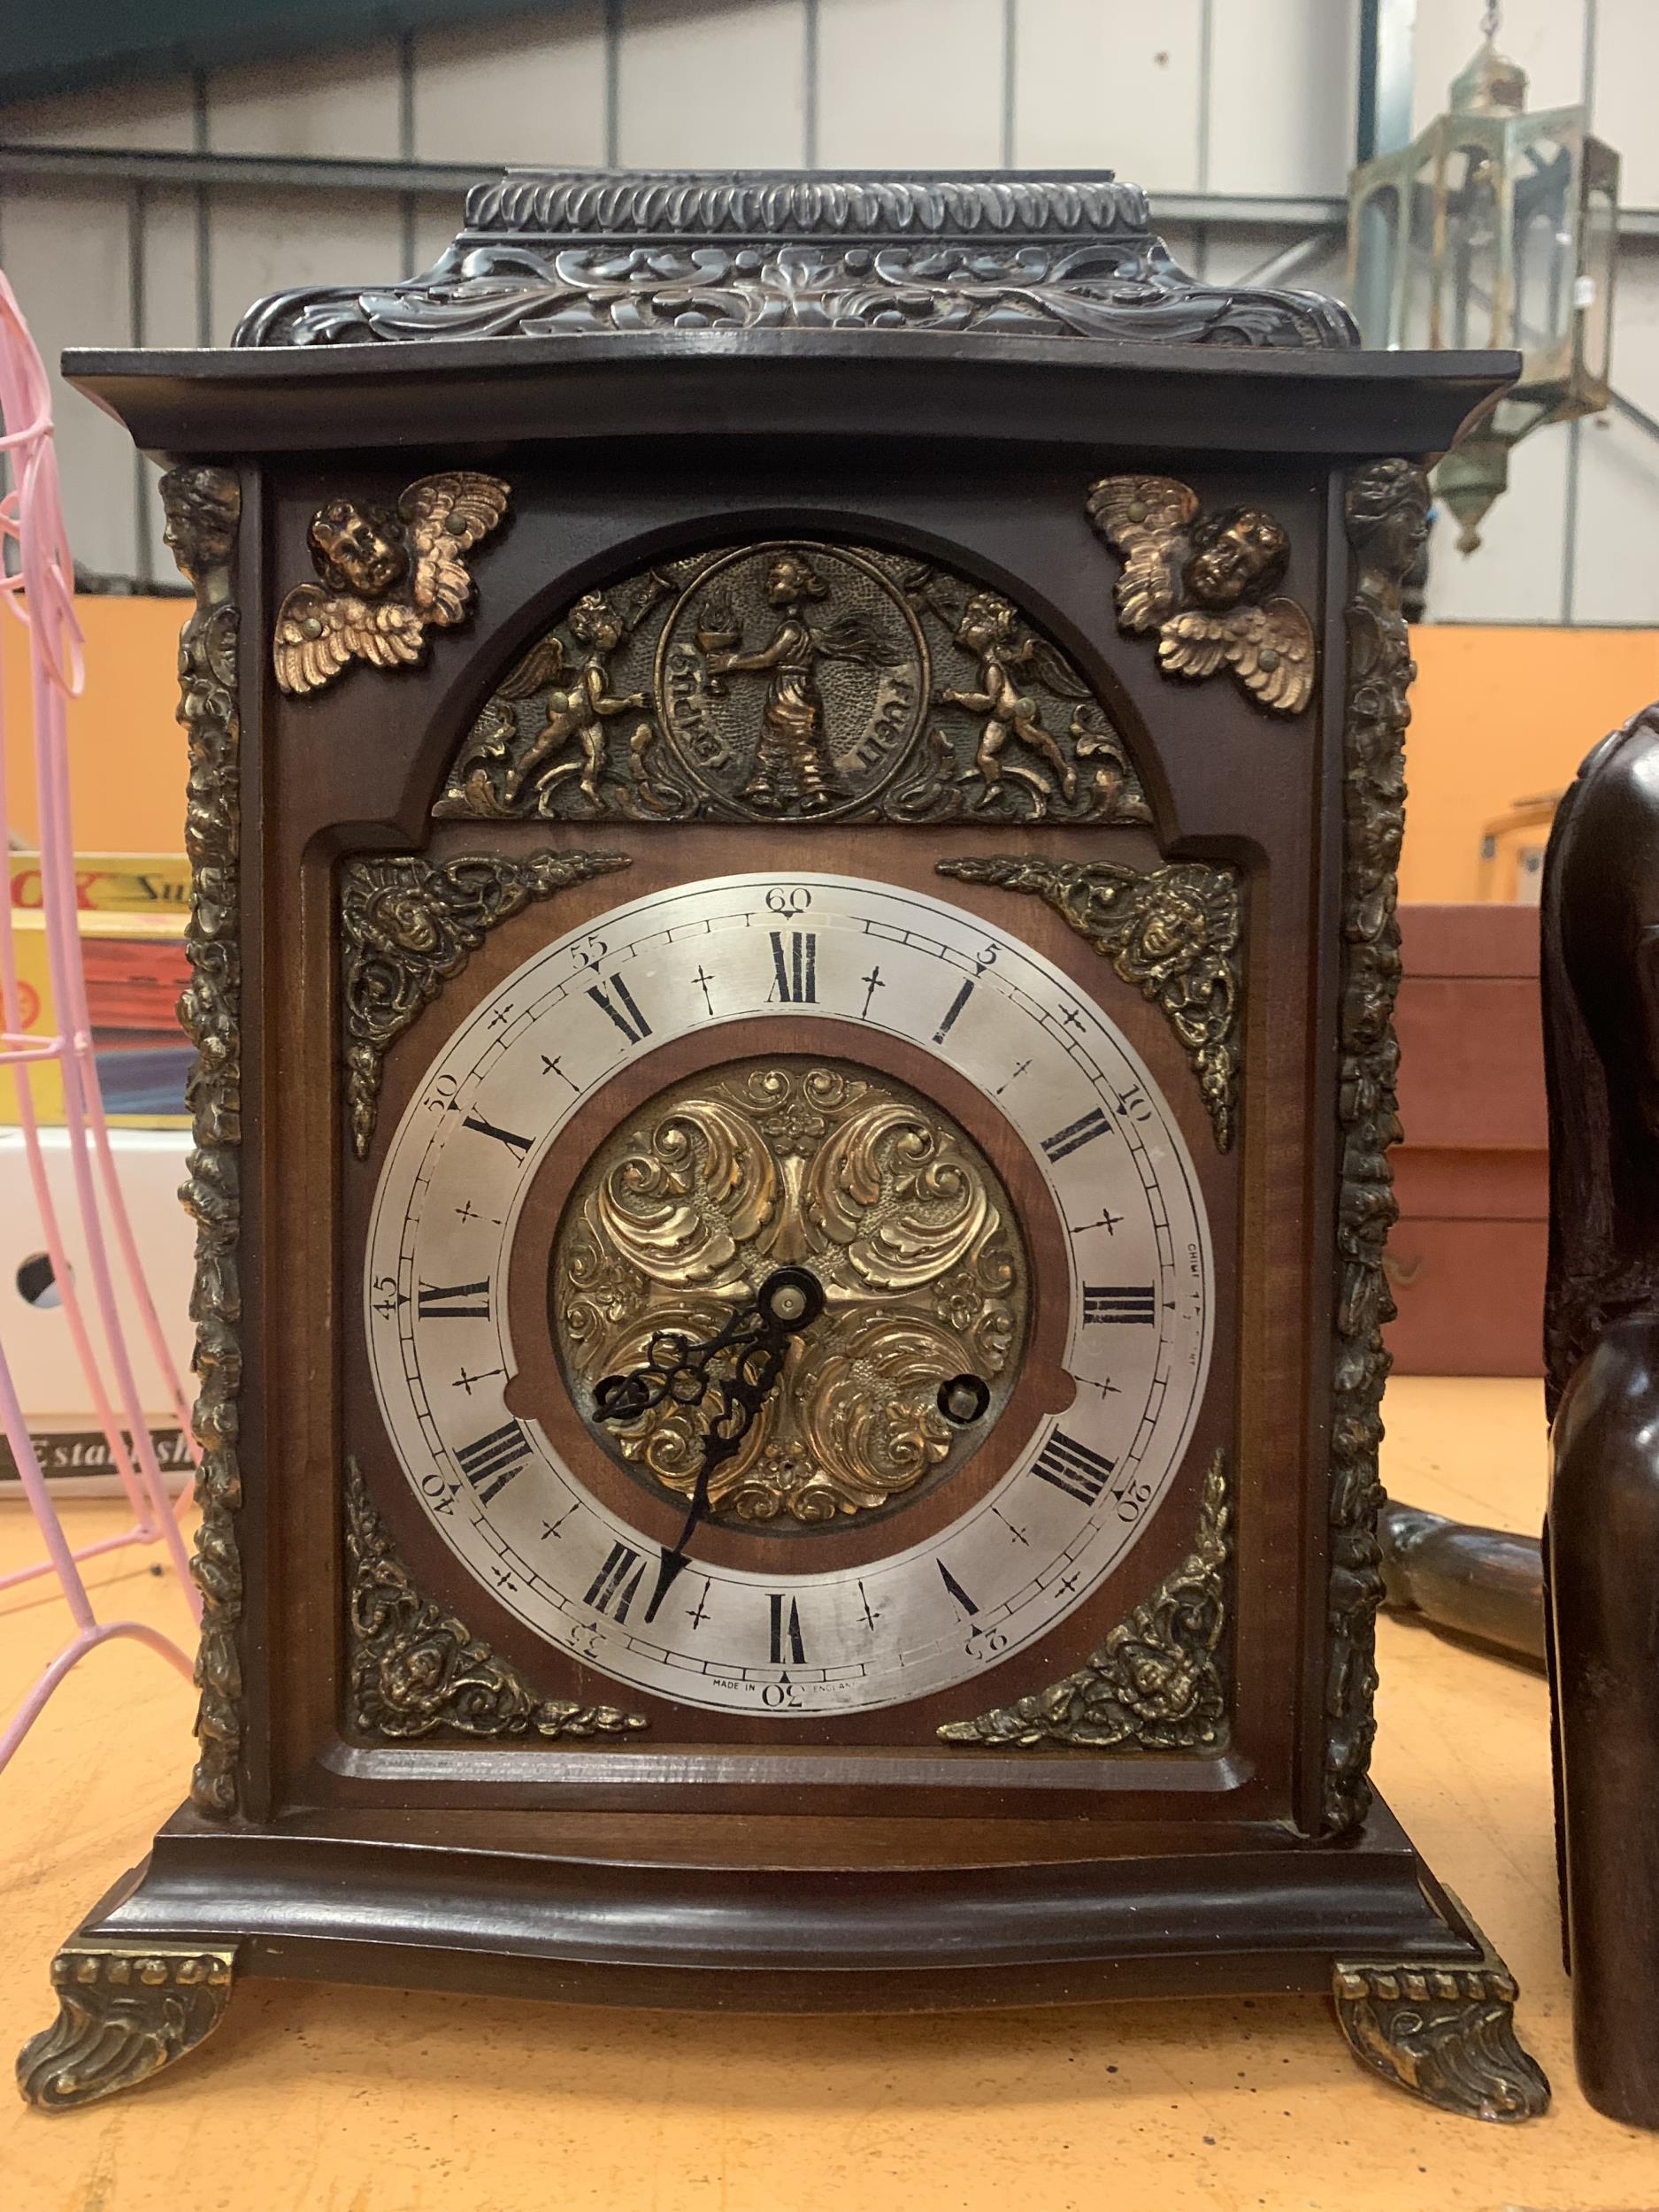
[6,600,1658,904]
[1400,626,1659,902]
[3,594,184,851]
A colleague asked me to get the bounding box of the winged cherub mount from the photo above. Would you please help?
[1086,476,1316,718]
[273,472,510,696]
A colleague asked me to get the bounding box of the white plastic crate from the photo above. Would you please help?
[0,1126,195,1495]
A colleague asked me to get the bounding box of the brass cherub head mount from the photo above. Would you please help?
[309,497,411,599]
[1182,505,1291,609]
[1087,474,1314,716]
[273,470,510,696]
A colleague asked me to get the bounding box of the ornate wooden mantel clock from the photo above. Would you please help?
[20,170,1537,2120]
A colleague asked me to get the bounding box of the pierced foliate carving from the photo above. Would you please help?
[234,169,1358,351]
[273,472,509,695]
[937,1452,1228,1749]
[937,854,1241,1149]
[1335,1909,1549,2123]
[435,541,1148,827]
[557,1058,1027,1525]
[1087,475,1316,717]
[1323,459,1431,1839]
[162,465,245,1822]
[340,849,629,1158]
[345,1459,646,1739]
[17,1943,239,2113]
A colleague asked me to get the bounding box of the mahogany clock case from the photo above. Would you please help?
[167,441,1344,1821]
[50,198,1520,2049]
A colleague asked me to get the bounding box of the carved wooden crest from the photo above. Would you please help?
[435,539,1149,826]
[236,171,1360,353]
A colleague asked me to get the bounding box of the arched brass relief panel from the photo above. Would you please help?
[432,540,1153,828]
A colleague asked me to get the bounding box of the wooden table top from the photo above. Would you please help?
[4,1375,1654,2208]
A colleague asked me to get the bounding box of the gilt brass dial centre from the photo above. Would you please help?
[551,1056,1029,1529]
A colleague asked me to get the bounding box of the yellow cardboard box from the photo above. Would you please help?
[5,856,191,1128]
[9,852,189,917]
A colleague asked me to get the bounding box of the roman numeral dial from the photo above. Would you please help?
[365,872,1213,1718]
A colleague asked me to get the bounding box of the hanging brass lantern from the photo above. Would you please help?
[1348,8,1619,551]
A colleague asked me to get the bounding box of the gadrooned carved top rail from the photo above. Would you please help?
[469,171,1157,238]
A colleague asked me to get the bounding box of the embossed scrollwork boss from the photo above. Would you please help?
[557,1060,1027,1525]
[1086,474,1316,716]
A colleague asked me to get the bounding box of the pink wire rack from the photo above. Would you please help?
[0,270,196,1777]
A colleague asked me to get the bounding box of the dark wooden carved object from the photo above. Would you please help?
[1378,1502,1545,1669]
[16,167,1539,2120]
[1540,704,1659,2131]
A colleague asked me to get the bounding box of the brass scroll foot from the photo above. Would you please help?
[1333,1915,1549,2123]
[17,1941,238,2112]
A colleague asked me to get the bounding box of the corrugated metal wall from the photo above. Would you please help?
[1,0,1655,624]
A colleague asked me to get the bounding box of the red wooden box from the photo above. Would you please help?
[1385,903,1547,1377]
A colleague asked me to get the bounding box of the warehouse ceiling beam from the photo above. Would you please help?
[0,0,588,107]
[3,144,1655,247]
[0,143,493,197]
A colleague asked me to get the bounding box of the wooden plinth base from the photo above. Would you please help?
[18,1793,1548,2122]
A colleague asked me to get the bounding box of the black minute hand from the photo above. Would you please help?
[591,1266,825,1625]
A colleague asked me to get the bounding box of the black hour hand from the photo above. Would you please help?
[591,1268,824,1623]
